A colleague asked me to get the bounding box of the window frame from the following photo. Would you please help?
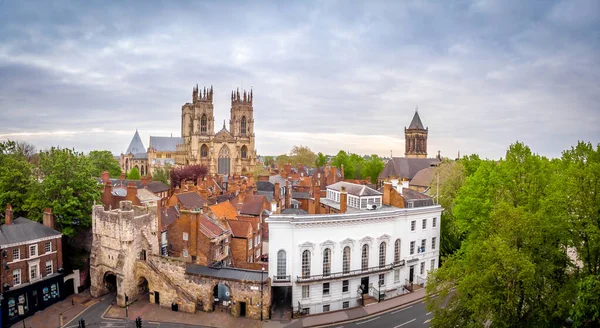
[361,244,369,271]
[13,269,21,286]
[323,282,330,296]
[433,217,437,228]
[410,220,416,231]
[45,260,53,275]
[410,241,415,255]
[432,237,436,250]
[379,242,386,268]
[394,239,401,263]
[29,244,38,257]
[323,248,331,277]
[420,262,425,275]
[302,285,310,299]
[302,250,311,278]
[12,248,20,261]
[45,241,52,253]
[342,280,349,293]
[422,219,427,230]
[342,246,351,274]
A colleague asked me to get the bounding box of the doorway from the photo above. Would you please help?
[360,277,369,294]
[64,279,75,297]
[154,291,160,304]
[240,302,246,317]
[409,265,415,283]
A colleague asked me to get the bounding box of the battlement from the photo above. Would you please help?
[231,88,253,106]
[193,84,213,103]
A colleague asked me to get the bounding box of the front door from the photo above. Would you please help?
[360,277,369,294]
[154,291,160,304]
[409,265,414,283]
[240,302,246,317]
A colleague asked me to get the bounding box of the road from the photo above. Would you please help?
[64,294,212,328]
[344,301,431,328]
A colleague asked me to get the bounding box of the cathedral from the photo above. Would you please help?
[174,85,257,176]
[120,85,257,177]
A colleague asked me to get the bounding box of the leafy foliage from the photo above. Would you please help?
[170,164,208,188]
[23,147,101,237]
[126,167,141,180]
[361,155,384,183]
[290,145,317,167]
[263,156,274,167]
[0,140,34,217]
[151,164,171,185]
[315,152,328,167]
[88,150,121,178]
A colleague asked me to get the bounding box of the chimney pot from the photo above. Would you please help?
[43,208,55,229]
[4,204,13,225]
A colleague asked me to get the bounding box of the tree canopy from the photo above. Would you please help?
[426,141,600,327]
[0,140,34,218]
[151,164,171,185]
[170,164,208,188]
[126,167,141,180]
[315,152,328,167]
[361,155,385,183]
[89,150,121,178]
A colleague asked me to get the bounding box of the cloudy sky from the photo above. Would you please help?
[0,0,598,159]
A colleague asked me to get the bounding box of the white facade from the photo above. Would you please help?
[267,204,442,315]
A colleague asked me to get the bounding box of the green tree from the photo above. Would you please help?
[275,154,292,167]
[290,145,317,167]
[263,156,274,167]
[253,163,269,179]
[361,155,384,184]
[0,140,34,217]
[315,152,328,167]
[426,142,574,327]
[152,164,171,185]
[24,147,101,237]
[349,153,365,179]
[127,167,141,180]
[88,150,121,178]
[331,150,354,178]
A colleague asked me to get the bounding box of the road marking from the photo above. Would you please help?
[391,305,413,314]
[356,316,380,325]
[149,322,160,324]
[424,318,432,324]
[426,312,432,315]
[394,318,416,327]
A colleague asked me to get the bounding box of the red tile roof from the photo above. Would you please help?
[227,220,252,238]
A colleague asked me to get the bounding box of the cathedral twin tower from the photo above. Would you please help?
[177,85,257,176]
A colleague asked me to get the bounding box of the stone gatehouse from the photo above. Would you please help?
[90,201,270,320]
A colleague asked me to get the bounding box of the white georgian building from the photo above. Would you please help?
[267,181,442,315]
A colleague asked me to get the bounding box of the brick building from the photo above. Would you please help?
[0,206,65,327]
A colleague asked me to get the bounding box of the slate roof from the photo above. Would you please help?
[137,189,161,203]
[256,181,275,192]
[176,192,209,209]
[149,136,184,152]
[133,152,148,159]
[408,111,425,130]
[239,195,268,216]
[146,181,170,193]
[125,130,146,155]
[281,208,308,215]
[186,264,268,282]
[410,167,435,187]
[378,157,440,180]
[401,188,435,207]
[161,206,180,230]
[292,191,310,199]
[256,191,274,202]
[268,175,288,187]
[198,215,227,238]
[209,201,239,220]
[0,217,61,245]
[327,181,382,197]
[227,220,252,238]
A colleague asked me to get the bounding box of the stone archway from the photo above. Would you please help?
[104,271,118,293]
[218,146,230,176]
[212,282,231,312]
[137,276,149,297]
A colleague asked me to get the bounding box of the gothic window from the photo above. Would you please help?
[323,248,331,277]
[241,145,248,159]
[200,114,207,134]
[302,250,311,278]
[361,244,369,271]
[343,246,351,274]
[201,144,208,158]
[379,242,387,268]
[141,165,145,176]
[241,116,247,136]
[394,239,401,263]
[277,250,286,277]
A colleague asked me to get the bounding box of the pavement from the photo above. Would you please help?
[264,288,427,328]
[10,290,100,328]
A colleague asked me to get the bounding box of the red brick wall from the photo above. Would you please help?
[2,237,62,287]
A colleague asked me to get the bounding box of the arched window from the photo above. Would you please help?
[200,114,207,134]
[323,248,331,277]
[141,165,145,176]
[394,239,401,264]
[361,244,369,271]
[302,250,311,278]
[201,144,208,158]
[241,116,247,136]
[379,242,387,268]
[343,246,351,274]
[241,145,247,159]
[277,250,286,278]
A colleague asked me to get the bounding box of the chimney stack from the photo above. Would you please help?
[4,204,13,225]
[120,172,126,182]
[126,181,137,203]
[285,180,291,209]
[340,186,348,213]
[141,175,148,187]
[102,180,113,210]
[383,182,392,206]
[101,171,110,183]
[43,208,55,229]
[313,182,321,215]
[274,182,281,205]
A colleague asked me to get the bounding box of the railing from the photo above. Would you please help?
[416,276,426,286]
[404,279,413,292]
[273,275,291,283]
[296,260,405,283]
[369,286,384,302]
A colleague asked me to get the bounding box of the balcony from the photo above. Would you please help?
[273,275,291,283]
[296,260,405,283]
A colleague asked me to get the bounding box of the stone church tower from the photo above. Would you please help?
[176,85,256,176]
[404,109,428,158]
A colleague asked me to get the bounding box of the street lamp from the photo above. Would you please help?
[260,266,264,321]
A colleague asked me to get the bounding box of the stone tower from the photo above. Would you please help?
[182,85,215,163]
[229,88,254,138]
[404,109,428,158]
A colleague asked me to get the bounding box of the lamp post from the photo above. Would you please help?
[260,267,264,321]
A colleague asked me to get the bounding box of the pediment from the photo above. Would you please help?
[377,234,391,243]
[215,128,233,140]
[299,241,316,252]
[360,236,373,245]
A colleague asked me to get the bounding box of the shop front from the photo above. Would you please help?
[1,273,65,327]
